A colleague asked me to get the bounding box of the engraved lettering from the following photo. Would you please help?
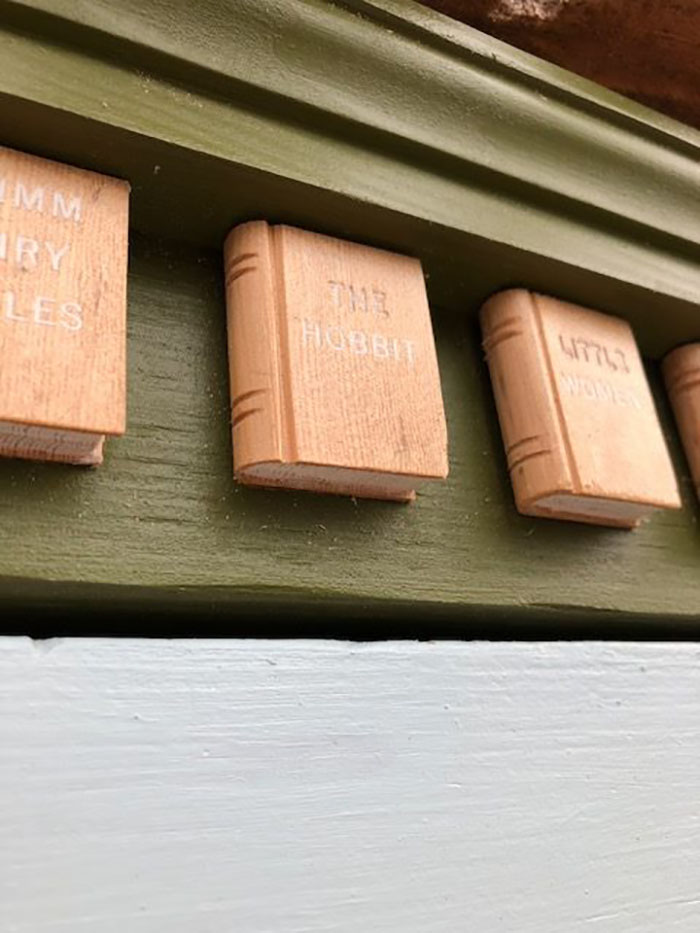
[559,333,631,374]
[348,286,368,314]
[2,290,84,331]
[52,192,81,223]
[615,349,630,373]
[575,338,591,362]
[45,242,70,272]
[301,318,322,348]
[372,290,388,317]
[60,302,83,331]
[559,372,579,395]
[0,234,70,272]
[328,281,390,317]
[372,334,389,358]
[16,236,40,270]
[559,372,641,409]
[33,296,57,326]
[616,386,640,409]
[590,342,605,366]
[3,290,25,321]
[325,325,346,351]
[558,334,578,359]
[348,330,368,355]
[14,183,44,213]
[581,376,596,398]
[300,320,415,365]
[2,179,82,223]
[601,345,618,371]
[328,281,344,309]
[594,379,614,403]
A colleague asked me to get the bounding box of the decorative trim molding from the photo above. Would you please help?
[0,0,698,355]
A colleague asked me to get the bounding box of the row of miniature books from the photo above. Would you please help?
[1,145,698,529]
[224,222,697,530]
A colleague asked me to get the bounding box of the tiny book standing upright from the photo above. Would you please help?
[481,289,680,527]
[0,146,129,465]
[663,343,700,500]
[224,221,448,500]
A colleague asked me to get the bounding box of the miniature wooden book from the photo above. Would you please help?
[0,146,129,465]
[663,343,700,500]
[223,221,448,500]
[480,289,680,527]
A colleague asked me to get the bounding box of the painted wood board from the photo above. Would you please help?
[2,637,699,931]
[0,237,698,625]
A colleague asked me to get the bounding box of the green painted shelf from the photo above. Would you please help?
[0,0,698,627]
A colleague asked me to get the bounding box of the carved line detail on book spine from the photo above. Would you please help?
[668,376,700,395]
[231,387,269,428]
[664,364,700,396]
[224,222,285,473]
[225,252,258,286]
[481,318,524,353]
[481,291,569,512]
[505,435,552,473]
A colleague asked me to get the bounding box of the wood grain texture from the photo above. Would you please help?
[0,145,129,461]
[664,344,700,500]
[225,222,447,500]
[0,236,697,624]
[481,290,680,527]
[2,637,700,931]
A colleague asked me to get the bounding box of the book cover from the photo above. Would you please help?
[224,221,448,500]
[663,343,700,500]
[0,145,129,465]
[481,289,680,527]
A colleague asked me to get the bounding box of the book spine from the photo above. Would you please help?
[480,289,573,513]
[224,221,285,475]
[663,343,700,498]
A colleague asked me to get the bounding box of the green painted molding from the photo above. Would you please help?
[0,0,698,354]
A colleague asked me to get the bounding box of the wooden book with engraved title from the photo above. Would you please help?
[223,221,448,500]
[0,145,129,465]
[481,289,680,527]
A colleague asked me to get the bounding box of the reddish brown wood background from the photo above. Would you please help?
[423,1,700,130]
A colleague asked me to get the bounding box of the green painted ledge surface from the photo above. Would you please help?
[0,0,698,625]
[1,238,698,625]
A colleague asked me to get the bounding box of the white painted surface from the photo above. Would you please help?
[1,638,699,932]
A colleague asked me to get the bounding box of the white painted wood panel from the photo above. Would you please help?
[1,638,699,932]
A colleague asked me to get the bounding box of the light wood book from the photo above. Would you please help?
[0,146,129,465]
[223,221,448,500]
[480,289,681,527]
[663,343,700,500]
